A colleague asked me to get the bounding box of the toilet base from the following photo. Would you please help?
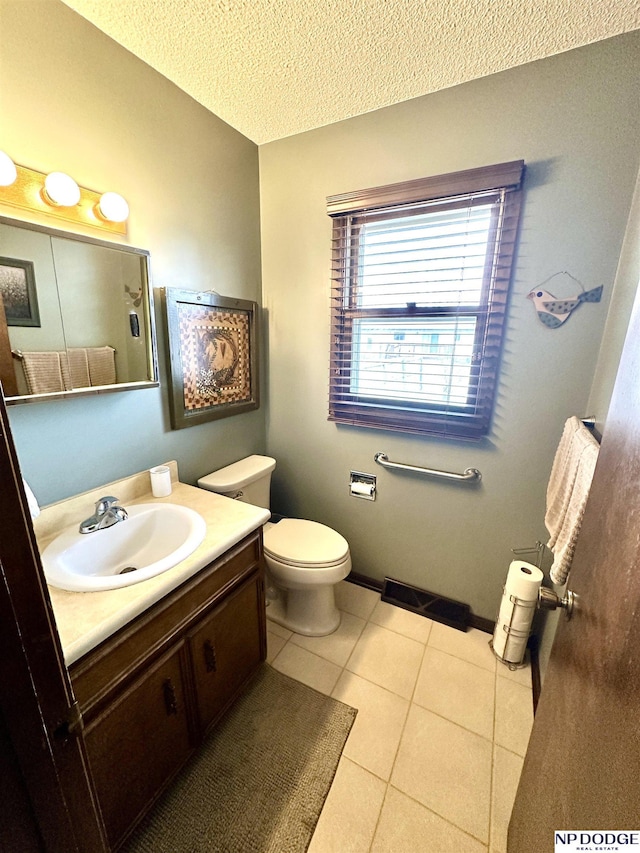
[266,586,342,636]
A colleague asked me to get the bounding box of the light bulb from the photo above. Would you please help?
[43,172,81,207]
[97,191,129,223]
[0,151,17,187]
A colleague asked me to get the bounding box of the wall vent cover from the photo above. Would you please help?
[382,577,470,632]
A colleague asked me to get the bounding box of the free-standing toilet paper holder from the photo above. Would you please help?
[491,587,576,670]
[510,541,576,619]
[492,593,537,669]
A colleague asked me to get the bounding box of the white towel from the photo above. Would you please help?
[21,351,65,395]
[62,348,91,389]
[545,416,587,548]
[86,346,116,386]
[22,478,40,519]
[546,417,599,585]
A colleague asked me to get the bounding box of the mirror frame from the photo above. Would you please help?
[0,215,159,405]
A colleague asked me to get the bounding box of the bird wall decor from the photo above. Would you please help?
[526,271,603,328]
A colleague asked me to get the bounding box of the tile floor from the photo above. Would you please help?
[267,580,534,853]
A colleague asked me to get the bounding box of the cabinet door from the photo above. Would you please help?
[83,644,192,850]
[189,575,263,734]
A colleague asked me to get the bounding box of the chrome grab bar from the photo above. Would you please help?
[374,452,482,483]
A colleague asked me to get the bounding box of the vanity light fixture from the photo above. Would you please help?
[0,154,128,235]
[43,171,81,207]
[0,151,17,186]
[96,191,129,224]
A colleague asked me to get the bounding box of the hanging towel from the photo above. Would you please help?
[545,416,586,548]
[22,479,40,519]
[86,346,116,386]
[546,417,599,585]
[21,351,65,395]
[62,348,91,389]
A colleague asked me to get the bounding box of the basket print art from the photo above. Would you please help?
[178,304,251,411]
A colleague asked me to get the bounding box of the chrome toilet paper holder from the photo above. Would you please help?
[349,471,376,500]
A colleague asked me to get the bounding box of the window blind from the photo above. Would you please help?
[327,161,524,439]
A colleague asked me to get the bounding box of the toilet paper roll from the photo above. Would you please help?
[350,481,374,498]
[493,620,529,664]
[493,594,535,660]
[492,560,543,663]
[150,465,172,497]
[505,560,544,602]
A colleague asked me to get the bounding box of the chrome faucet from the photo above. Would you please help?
[79,496,128,534]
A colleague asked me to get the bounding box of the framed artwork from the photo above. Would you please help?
[164,288,259,429]
[0,257,40,327]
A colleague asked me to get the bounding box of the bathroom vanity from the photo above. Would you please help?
[37,466,270,850]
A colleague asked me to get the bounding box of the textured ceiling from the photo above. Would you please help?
[61,0,640,144]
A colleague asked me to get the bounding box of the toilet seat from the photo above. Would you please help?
[263,518,349,568]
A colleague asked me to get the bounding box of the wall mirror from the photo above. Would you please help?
[0,216,158,404]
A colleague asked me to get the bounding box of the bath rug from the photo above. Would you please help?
[122,663,357,853]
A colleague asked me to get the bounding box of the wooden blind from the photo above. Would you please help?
[327,161,524,440]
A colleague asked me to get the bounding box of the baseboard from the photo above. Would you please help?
[347,571,383,593]
[468,613,494,634]
[528,634,541,713]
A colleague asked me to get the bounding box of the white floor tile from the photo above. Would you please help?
[307,757,386,853]
[290,610,366,667]
[391,704,492,843]
[346,622,424,699]
[369,600,433,644]
[266,617,293,640]
[271,642,342,695]
[266,629,287,664]
[428,622,497,673]
[495,655,532,688]
[413,647,495,739]
[490,745,524,852]
[269,595,529,853]
[494,678,534,757]
[372,786,488,853]
[335,580,381,620]
[332,670,409,781]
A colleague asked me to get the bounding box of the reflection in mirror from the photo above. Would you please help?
[0,216,158,403]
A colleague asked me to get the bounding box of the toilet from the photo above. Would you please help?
[198,455,351,636]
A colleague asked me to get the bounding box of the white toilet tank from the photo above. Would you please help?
[197,455,276,509]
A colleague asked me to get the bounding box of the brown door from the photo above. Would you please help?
[508,286,640,851]
[0,387,108,852]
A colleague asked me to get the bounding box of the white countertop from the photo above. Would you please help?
[39,470,269,666]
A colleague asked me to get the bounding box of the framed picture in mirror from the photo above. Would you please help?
[0,257,40,327]
[164,288,259,430]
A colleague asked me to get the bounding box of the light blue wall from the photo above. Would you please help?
[1,0,265,506]
[259,33,640,620]
[2,1,639,629]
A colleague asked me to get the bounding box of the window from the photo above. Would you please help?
[327,161,524,439]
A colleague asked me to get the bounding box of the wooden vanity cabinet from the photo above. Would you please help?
[83,644,192,849]
[69,531,266,851]
[188,575,263,733]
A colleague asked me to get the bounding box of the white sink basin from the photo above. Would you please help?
[42,503,207,592]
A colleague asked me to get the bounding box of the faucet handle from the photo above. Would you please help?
[95,495,121,515]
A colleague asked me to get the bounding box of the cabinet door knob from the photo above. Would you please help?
[203,639,217,673]
[163,678,178,715]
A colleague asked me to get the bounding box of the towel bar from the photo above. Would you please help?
[374,452,481,483]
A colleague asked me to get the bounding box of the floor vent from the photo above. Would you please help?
[381,577,470,632]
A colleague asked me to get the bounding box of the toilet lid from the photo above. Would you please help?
[263,519,349,567]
